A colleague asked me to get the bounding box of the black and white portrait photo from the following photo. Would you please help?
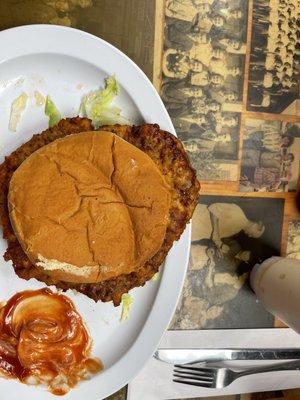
[171,195,285,329]
[240,119,300,192]
[287,220,300,260]
[247,0,300,114]
[160,0,248,180]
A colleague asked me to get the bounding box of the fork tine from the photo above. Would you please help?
[174,372,213,381]
[174,364,215,374]
[173,370,214,380]
[173,378,213,388]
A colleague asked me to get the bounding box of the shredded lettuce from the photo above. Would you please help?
[9,92,28,132]
[120,294,133,321]
[151,272,159,281]
[80,75,127,127]
[45,95,61,127]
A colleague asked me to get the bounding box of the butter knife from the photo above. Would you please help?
[154,348,300,364]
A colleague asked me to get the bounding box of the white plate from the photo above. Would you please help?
[0,25,190,400]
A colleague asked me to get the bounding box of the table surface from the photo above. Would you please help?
[0,0,299,399]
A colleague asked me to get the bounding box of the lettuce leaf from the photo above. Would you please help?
[151,272,159,281]
[80,75,127,127]
[45,96,61,127]
[120,294,133,321]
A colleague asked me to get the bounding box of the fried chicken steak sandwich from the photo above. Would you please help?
[0,118,199,305]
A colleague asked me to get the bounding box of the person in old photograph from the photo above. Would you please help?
[240,120,300,192]
[247,0,300,114]
[161,0,248,181]
[192,202,265,255]
[180,112,240,179]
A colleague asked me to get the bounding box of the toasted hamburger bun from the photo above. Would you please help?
[8,130,171,284]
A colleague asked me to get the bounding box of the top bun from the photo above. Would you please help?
[8,131,171,284]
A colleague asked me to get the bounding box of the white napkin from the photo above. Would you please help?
[128,329,300,400]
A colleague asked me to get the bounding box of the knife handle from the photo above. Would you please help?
[236,360,300,378]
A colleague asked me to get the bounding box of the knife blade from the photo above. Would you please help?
[154,348,300,364]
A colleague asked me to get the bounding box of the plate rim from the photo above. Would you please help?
[0,24,191,400]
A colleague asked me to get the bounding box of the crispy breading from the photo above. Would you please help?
[0,118,199,305]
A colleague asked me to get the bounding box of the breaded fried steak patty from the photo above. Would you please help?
[0,118,199,305]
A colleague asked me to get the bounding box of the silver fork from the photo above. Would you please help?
[173,360,300,388]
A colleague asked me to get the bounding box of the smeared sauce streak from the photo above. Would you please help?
[0,289,102,395]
